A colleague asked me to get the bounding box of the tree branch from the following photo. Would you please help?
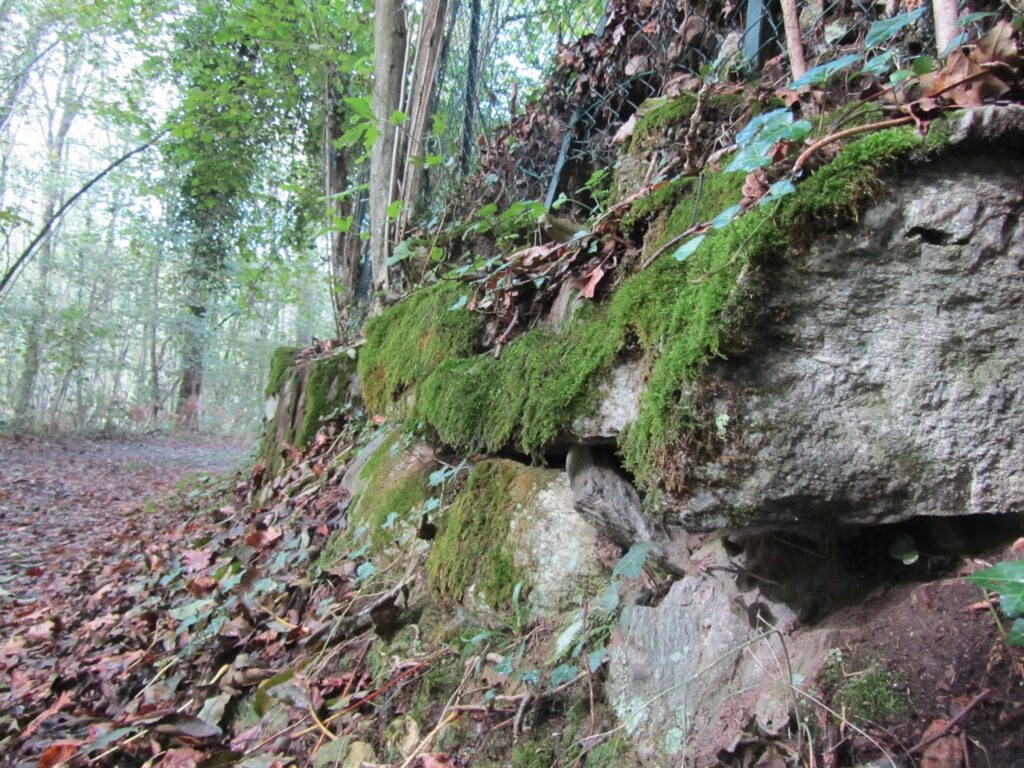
[0,133,164,301]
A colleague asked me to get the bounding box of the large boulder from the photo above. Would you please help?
[662,152,1024,529]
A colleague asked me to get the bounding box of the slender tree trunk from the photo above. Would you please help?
[397,0,448,240]
[459,0,482,174]
[13,46,83,428]
[176,302,205,431]
[368,0,408,298]
[932,0,959,55]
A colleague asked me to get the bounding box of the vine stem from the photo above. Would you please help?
[791,116,914,176]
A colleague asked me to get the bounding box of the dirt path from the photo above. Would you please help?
[0,435,249,603]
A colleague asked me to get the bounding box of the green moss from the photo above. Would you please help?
[427,459,538,608]
[631,94,697,147]
[353,468,430,550]
[417,311,620,454]
[834,664,911,722]
[365,119,949,490]
[295,352,357,447]
[357,282,483,413]
[266,346,301,396]
[349,431,433,551]
[585,734,636,767]
[512,743,554,768]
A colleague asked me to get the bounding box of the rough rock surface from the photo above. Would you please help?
[607,539,844,766]
[506,469,608,614]
[664,155,1024,529]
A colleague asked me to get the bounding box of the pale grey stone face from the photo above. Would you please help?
[657,154,1024,530]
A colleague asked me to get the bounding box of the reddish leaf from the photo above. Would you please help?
[578,265,607,299]
[36,741,80,768]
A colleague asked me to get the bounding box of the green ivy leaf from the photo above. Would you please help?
[448,295,469,311]
[1008,618,1024,647]
[866,7,926,48]
[790,53,863,88]
[711,204,742,230]
[355,561,376,582]
[966,560,1024,616]
[549,663,578,688]
[861,51,896,76]
[588,647,607,673]
[758,179,797,206]
[343,96,373,120]
[672,234,705,262]
[613,542,654,579]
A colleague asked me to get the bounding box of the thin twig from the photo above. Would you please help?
[792,116,914,176]
[908,689,989,754]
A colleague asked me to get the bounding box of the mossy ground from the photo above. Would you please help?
[359,120,950,491]
[427,459,537,609]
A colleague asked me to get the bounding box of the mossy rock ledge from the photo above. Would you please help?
[357,106,1024,533]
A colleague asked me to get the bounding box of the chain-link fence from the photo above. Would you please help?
[436,0,1004,217]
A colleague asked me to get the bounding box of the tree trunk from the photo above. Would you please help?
[459,0,482,174]
[175,303,205,431]
[396,0,448,239]
[368,0,408,299]
[324,63,367,329]
[12,45,83,428]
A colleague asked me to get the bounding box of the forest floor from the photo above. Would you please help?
[0,434,249,600]
[0,434,250,766]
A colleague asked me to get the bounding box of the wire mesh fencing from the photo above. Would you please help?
[429,0,1005,217]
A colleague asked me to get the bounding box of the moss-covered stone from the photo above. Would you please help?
[266,346,301,396]
[427,459,541,608]
[360,117,951,491]
[260,350,357,475]
[357,281,483,414]
[295,353,356,447]
[630,93,698,147]
[834,663,911,722]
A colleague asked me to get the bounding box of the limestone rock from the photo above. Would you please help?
[570,359,645,441]
[607,540,843,766]
[661,155,1024,529]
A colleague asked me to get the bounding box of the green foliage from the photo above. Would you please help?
[512,743,554,768]
[966,559,1024,646]
[351,467,431,551]
[427,459,533,609]
[357,282,483,413]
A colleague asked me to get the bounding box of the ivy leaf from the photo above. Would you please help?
[448,295,469,311]
[672,234,705,262]
[865,6,926,48]
[757,179,797,206]
[861,51,896,76]
[355,561,376,582]
[790,53,863,88]
[711,204,742,230]
[343,96,374,120]
[588,647,607,673]
[966,560,1024,616]
[1008,618,1024,647]
[549,663,578,688]
[495,655,514,676]
[613,542,654,579]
